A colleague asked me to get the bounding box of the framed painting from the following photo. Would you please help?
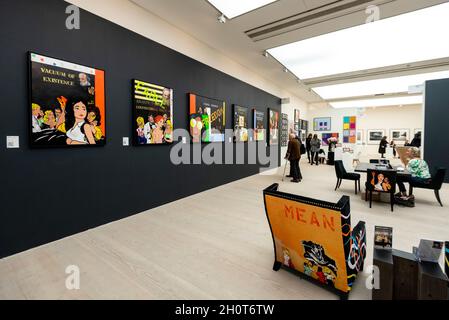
[281,113,289,147]
[367,129,385,145]
[132,79,173,145]
[268,109,279,145]
[356,130,364,144]
[343,116,357,144]
[322,133,339,146]
[294,109,300,124]
[29,52,106,147]
[189,93,226,143]
[233,105,248,142]
[253,109,265,141]
[313,117,331,131]
[390,129,410,142]
[301,120,309,136]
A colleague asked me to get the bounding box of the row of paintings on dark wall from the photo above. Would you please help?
[29,52,281,148]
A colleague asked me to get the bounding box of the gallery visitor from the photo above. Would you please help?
[310,134,321,166]
[286,134,302,183]
[390,140,397,158]
[409,132,422,148]
[287,133,303,179]
[306,133,312,164]
[396,147,432,200]
[378,136,388,158]
[318,148,326,164]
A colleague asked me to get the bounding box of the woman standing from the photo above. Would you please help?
[310,134,321,166]
[306,133,313,164]
[378,136,388,158]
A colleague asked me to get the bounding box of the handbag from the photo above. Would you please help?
[300,143,306,155]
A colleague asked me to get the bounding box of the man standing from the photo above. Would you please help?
[287,134,302,183]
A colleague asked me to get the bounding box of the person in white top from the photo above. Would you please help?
[65,100,96,145]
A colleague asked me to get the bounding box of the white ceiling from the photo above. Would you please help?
[130,0,449,103]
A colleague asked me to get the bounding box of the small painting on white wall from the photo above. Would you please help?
[368,130,385,144]
[390,129,410,142]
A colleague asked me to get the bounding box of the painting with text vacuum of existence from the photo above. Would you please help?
[29,52,106,147]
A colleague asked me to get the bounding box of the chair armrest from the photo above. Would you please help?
[264,183,279,192]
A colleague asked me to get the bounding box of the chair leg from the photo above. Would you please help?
[273,261,282,271]
[435,189,443,207]
[339,179,343,188]
[355,180,358,195]
[358,179,361,191]
[409,186,414,197]
[369,191,372,208]
[335,178,340,191]
[365,188,368,201]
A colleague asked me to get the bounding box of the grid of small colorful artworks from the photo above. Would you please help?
[343,116,356,143]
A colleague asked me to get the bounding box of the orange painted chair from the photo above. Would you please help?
[263,183,367,299]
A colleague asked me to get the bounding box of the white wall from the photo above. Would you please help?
[307,104,423,155]
[65,0,308,110]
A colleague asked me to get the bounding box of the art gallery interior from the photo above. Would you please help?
[1,0,449,302]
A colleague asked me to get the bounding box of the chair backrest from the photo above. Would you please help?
[334,160,346,178]
[366,169,397,194]
[432,168,446,189]
[263,183,357,293]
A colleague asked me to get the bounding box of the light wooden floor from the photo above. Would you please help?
[1,156,448,300]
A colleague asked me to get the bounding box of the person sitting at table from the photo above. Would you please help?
[396,147,432,200]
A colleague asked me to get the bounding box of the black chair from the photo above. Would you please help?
[365,169,397,212]
[334,160,361,195]
[409,167,446,207]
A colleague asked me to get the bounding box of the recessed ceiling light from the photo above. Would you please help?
[329,96,422,109]
[268,3,449,79]
[313,70,449,100]
[207,0,277,19]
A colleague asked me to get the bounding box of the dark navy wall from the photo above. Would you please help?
[0,0,281,258]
